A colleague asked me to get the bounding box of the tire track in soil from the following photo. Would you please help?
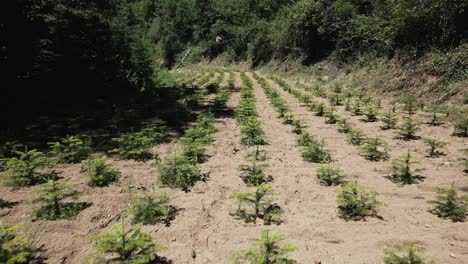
[255,72,468,264]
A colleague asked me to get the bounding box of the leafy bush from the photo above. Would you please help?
[360,137,389,161]
[423,138,448,157]
[429,186,468,222]
[231,229,297,264]
[388,151,424,185]
[2,148,50,187]
[347,129,367,146]
[81,156,120,187]
[381,110,398,130]
[157,155,201,191]
[302,139,332,163]
[384,243,434,264]
[32,179,86,220]
[49,135,91,163]
[337,182,382,221]
[0,222,33,264]
[88,219,163,264]
[399,117,421,140]
[131,192,175,225]
[238,162,269,187]
[453,115,468,137]
[111,124,164,160]
[316,165,346,186]
[229,184,282,225]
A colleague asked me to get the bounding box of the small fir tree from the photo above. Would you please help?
[157,155,201,191]
[49,135,91,163]
[337,118,352,134]
[388,151,424,185]
[337,182,382,221]
[453,115,468,137]
[316,165,346,186]
[131,192,175,225]
[429,186,468,222]
[422,138,448,157]
[381,110,398,130]
[2,148,50,187]
[82,156,120,187]
[360,138,389,161]
[231,229,297,264]
[302,139,332,163]
[347,129,367,146]
[364,105,379,122]
[384,243,434,264]
[399,117,421,140]
[0,222,34,264]
[238,162,269,187]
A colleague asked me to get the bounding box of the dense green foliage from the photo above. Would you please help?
[0,223,34,264]
[232,229,297,264]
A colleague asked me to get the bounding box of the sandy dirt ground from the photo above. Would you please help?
[0,70,467,264]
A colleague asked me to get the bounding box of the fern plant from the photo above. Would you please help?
[49,135,91,163]
[399,117,421,140]
[229,184,282,225]
[347,129,367,146]
[302,139,332,163]
[429,186,468,222]
[88,218,163,264]
[131,192,175,225]
[2,148,50,187]
[0,222,34,264]
[32,179,85,220]
[384,243,434,264]
[231,229,297,264]
[422,138,448,157]
[157,155,201,191]
[381,110,398,130]
[337,181,382,221]
[360,137,389,161]
[81,156,120,187]
[388,151,424,185]
[238,162,269,187]
[316,164,346,186]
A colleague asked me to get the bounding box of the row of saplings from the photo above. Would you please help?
[295,79,467,173]
[0,71,233,263]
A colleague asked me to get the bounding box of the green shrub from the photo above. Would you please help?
[131,192,175,225]
[364,105,378,122]
[381,110,398,130]
[2,148,50,187]
[429,186,468,222]
[0,222,33,264]
[32,179,85,220]
[157,155,201,191]
[360,137,389,161]
[49,135,91,163]
[314,102,325,116]
[453,115,468,137]
[238,162,269,187]
[231,229,297,264]
[111,123,164,160]
[229,184,282,225]
[337,182,382,221]
[302,139,332,163]
[388,151,424,185]
[81,156,120,187]
[337,118,352,133]
[316,165,346,186]
[241,118,267,146]
[347,129,367,146]
[423,138,448,157]
[88,219,162,264]
[324,107,338,124]
[399,117,421,140]
[384,243,434,264]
